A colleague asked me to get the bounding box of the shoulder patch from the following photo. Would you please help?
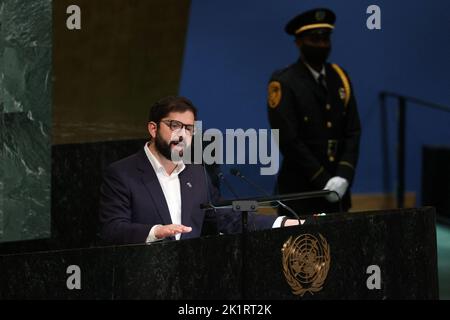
[267,81,282,109]
[331,64,351,107]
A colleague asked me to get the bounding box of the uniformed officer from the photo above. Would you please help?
[267,8,361,216]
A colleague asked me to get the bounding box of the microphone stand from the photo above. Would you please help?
[201,191,337,299]
[200,190,340,299]
[217,172,239,198]
[201,191,342,212]
[229,168,342,221]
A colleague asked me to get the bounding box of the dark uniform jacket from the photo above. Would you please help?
[268,59,361,215]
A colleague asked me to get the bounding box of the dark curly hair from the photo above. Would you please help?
[148,96,197,124]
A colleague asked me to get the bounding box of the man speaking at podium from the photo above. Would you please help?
[99,96,298,245]
[267,8,361,216]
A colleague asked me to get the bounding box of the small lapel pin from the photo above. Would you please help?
[186,182,192,188]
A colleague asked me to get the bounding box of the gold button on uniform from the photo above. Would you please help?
[326,104,331,110]
[329,156,335,162]
[304,116,309,122]
[327,121,332,128]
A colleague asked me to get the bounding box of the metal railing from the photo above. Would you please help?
[379,92,450,208]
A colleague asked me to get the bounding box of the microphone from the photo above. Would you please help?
[201,162,216,211]
[229,168,304,223]
[217,171,239,198]
[199,162,221,236]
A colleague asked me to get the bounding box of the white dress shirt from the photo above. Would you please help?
[145,143,185,242]
[143,143,285,243]
[304,62,326,85]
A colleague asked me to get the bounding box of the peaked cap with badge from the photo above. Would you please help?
[284,7,336,36]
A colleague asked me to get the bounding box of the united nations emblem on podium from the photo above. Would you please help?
[282,233,331,296]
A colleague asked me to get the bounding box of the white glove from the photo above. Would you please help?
[323,176,349,203]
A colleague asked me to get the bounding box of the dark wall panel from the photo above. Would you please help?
[53,0,191,144]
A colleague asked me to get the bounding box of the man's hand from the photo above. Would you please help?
[154,224,192,239]
[324,176,349,202]
[284,219,306,226]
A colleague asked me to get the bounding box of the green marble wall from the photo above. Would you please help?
[0,0,51,242]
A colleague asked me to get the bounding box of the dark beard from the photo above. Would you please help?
[155,132,174,161]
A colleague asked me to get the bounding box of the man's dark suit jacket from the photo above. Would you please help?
[99,148,276,245]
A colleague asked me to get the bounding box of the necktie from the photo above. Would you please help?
[318,74,327,93]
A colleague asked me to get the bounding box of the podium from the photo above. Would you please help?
[0,207,438,299]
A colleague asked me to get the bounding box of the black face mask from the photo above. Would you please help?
[155,130,174,161]
[300,44,331,67]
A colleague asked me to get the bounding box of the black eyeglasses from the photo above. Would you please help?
[160,119,196,135]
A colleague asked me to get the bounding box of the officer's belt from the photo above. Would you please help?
[303,139,339,159]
